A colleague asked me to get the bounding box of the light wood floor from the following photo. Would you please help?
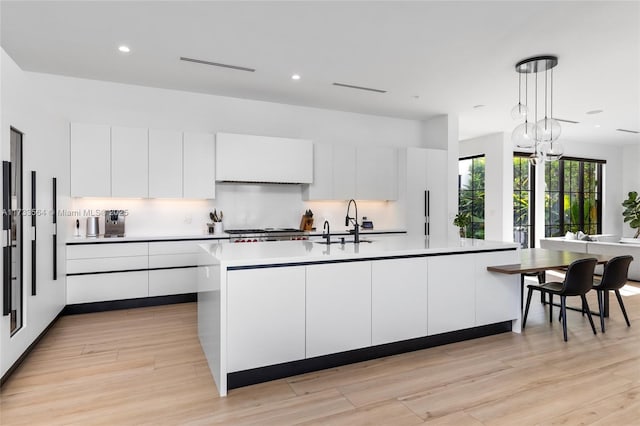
[2,280,640,425]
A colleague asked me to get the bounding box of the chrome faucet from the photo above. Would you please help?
[322,220,331,244]
[345,199,360,244]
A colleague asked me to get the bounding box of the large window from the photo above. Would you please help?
[545,157,603,237]
[458,155,485,239]
[513,154,535,248]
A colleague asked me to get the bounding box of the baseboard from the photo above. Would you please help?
[227,320,512,391]
[0,308,64,387]
[62,293,197,315]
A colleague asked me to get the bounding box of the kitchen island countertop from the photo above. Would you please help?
[200,236,518,267]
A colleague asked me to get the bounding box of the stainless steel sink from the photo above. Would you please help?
[314,239,374,245]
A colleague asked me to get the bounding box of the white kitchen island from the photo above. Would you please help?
[198,236,520,396]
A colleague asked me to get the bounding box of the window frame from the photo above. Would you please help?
[458,154,485,240]
[513,152,536,248]
[545,156,604,237]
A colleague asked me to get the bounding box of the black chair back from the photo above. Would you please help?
[562,258,597,296]
[598,255,633,291]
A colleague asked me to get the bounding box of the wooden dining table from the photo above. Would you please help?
[487,248,612,316]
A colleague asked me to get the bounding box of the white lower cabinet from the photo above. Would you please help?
[474,252,520,326]
[372,258,428,345]
[427,254,476,335]
[67,271,149,304]
[149,268,197,297]
[65,240,212,305]
[305,262,372,358]
[227,267,306,372]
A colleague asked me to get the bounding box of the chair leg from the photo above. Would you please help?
[597,290,605,333]
[538,271,546,304]
[549,293,553,323]
[615,290,631,327]
[523,288,534,329]
[581,298,585,317]
[561,296,568,342]
[582,295,597,335]
[520,275,525,311]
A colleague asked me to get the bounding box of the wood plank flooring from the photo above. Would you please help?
[2,279,640,425]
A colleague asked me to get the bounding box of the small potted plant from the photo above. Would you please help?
[453,212,471,238]
[208,209,223,234]
[622,191,640,238]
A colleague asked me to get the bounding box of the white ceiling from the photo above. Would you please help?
[1,1,639,145]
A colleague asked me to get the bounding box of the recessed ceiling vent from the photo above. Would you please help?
[179,56,255,72]
[616,128,640,134]
[555,118,580,124]
[332,82,387,93]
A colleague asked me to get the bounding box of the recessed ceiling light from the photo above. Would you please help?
[118,45,131,53]
[594,124,601,128]
[413,95,420,99]
[473,104,485,109]
[586,109,603,115]
[291,74,301,80]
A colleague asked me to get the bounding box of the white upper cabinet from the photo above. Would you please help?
[111,126,148,198]
[216,133,313,184]
[304,143,398,201]
[183,132,215,199]
[70,123,111,197]
[356,146,398,200]
[149,129,183,198]
[332,145,357,200]
[302,143,333,200]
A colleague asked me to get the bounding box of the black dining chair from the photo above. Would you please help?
[592,255,633,332]
[523,258,598,342]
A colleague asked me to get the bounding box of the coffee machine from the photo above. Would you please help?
[104,210,125,237]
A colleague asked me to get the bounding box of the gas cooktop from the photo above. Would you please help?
[226,228,300,234]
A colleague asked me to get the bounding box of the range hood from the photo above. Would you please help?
[215,133,313,184]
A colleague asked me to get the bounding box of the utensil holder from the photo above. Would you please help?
[214,222,224,235]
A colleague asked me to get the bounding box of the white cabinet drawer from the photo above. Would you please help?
[306,262,372,358]
[148,240,206,255]
[67,271,149,304]
[67,243,148,259]
[149,253,198,268]
[149,268,197,297]
[67,256,148,274]
[227,267,306,372]
[372,258,428,345]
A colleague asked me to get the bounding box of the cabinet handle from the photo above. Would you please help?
[52,177,57,281]
[3,161,11,316]
[31,171,37,296]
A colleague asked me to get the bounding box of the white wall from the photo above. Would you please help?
[27,72,423,237]
[1,49,69,378]
[459,133,513,242]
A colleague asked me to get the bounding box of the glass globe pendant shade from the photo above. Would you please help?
[541,141,564,161]
[511,121,537,148]
[535,117,562,142]
[510,103,528,121]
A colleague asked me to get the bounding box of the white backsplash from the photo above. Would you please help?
[69,184,403,238]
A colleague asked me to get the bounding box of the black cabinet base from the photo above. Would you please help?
[62,293,197,315]
[227,320,512,391]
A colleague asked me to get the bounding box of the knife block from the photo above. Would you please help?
[299,215,314,231]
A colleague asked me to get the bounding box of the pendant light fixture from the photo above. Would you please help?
[511,55,563,164]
